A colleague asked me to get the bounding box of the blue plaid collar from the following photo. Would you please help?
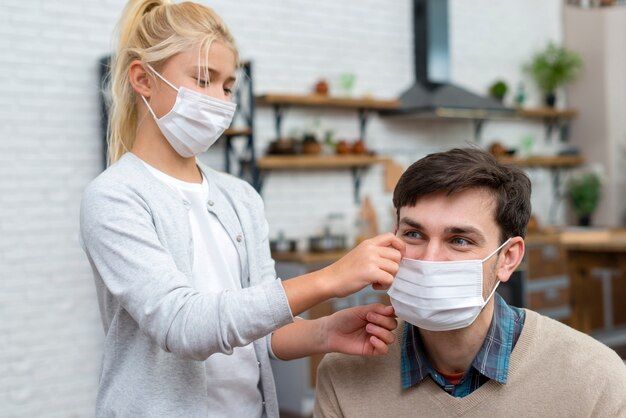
[400,294,526,390]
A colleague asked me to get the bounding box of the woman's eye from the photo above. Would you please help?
[195,78,209,87]
[224,87,233,96]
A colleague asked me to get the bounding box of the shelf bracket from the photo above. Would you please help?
[473,119,485,143]
[358,109,369,141]
[351,167,365,203]
[559,119,572,143]
[273,105,285,139]
[223,132,260,191]
[543,117,572,143]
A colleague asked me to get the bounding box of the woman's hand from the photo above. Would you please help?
[323,304,397,356]
[323,233,405,299]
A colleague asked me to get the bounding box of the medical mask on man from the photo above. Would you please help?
[388,239,511,332]
[141,64,236,158]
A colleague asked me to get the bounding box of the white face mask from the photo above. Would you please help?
[388,238,511,332]
[141,64,236,158]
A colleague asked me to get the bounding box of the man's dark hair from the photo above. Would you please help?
[393,147,532,241]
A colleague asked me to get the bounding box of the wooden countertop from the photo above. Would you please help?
[527,228,626,252]
[272,250,349,264]
[559,228,626,252]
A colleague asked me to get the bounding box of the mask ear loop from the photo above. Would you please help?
[482,279,501,305]
[146,64,179,92]
[140,95,158,120]
[140,64,179,121]
[481,237,512,304]
[481,238,512,262]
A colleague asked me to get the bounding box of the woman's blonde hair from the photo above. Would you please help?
[107,0,239,165]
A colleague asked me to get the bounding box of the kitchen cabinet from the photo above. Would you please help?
[561,229,626,344]
[523,228,626,349]
[524,232,572,324]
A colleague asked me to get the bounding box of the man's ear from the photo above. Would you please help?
[128,60,153,98]
[496,237,525,283]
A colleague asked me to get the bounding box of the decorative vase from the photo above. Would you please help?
[577,214,591,227]
[544,92,556,108]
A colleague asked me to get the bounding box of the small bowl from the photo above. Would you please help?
[270,239,297,253]
[308,235,346,252]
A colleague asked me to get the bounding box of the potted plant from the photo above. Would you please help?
[566,171,601,226]
[525,42,582,107]
[488,80,508,103]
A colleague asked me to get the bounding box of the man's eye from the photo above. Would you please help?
[451,237,471,246]
[403,231,422,240]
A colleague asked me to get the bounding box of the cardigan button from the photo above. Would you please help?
[207,200,214,206]
[236,235,243,242]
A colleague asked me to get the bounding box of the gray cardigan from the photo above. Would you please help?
[80,153,293,417]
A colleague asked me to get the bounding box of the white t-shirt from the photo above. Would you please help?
[142,162,263,418]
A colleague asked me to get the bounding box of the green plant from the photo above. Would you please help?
[525,42,582,96]
[489,80,508,101]
[567,172,601,217]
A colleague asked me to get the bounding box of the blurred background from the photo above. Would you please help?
[1,0,625,416]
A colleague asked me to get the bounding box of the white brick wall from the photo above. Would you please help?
[0,0,562,416]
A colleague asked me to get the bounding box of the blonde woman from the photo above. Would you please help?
[79,1,404,416]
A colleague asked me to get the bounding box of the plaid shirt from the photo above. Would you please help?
[400,294,526,398]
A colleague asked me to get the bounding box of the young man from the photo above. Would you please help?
[314,148,626,417]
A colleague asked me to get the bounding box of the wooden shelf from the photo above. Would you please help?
[517,108,578,119]
[257,154,391,170]
[383,106,578,121]
[272,250,349,264]
[256,94,400,111]
[381,106,578,142]
[223,128,252,136]
[496,155,584,168]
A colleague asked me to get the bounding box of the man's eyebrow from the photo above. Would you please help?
[445,226,486,244]
[398,217,423,230]
[399,218,487,242]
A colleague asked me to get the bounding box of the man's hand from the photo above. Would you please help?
[323,304,398,356]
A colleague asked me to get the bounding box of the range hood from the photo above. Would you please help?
[382,0,508,116]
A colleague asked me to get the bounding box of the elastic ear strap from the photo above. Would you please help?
[140,95,158,120]
[146,63,179,92]
[484,279,501,304]
[482,237,512,262]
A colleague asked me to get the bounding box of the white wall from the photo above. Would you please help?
[565,6,626,227]
[0,0,562,416]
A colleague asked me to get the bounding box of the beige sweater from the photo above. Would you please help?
[314,310,626,417]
